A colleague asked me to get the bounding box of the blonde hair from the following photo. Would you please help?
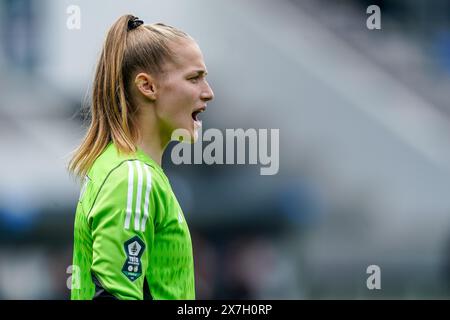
[68,14,190,179]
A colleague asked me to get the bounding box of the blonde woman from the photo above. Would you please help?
[68,14,214,300]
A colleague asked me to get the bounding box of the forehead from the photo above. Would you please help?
[165,38,206,73]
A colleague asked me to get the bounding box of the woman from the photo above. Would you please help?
[68,14,214,300]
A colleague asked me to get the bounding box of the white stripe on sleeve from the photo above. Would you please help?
[134,161,144,231]
[141,164,152,232]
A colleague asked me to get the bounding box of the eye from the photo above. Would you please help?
[188,75,200,83]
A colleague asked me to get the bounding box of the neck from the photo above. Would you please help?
[136,110,169,167]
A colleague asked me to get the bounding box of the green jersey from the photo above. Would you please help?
[71,142,195,300]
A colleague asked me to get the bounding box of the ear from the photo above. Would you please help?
[134,72,157,101]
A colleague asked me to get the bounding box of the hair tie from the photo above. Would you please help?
[128,17,144,31]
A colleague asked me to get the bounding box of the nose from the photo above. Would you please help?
[201,81,214,102]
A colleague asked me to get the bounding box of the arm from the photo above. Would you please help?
[88,160,154,300]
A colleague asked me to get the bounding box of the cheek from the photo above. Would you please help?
[169,87,197,113]
[157,82,197,124]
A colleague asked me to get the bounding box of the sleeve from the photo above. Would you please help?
[88,160,155,300]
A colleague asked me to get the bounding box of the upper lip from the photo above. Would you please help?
[194,106,206,112]
[193,105,207,113]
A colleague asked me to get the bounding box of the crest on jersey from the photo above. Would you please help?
[122,236,145,281]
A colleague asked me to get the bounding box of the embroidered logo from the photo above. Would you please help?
[122,236,145,281]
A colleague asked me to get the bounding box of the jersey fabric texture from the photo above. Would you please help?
[71,142,195,300]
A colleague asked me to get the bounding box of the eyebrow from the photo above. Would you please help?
[190,69,208,76]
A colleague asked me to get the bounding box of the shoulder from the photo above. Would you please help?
[86,160,155,225]
[87,143,130,184]
[90,159,165,211]
[87,143,165,189]
[104,160,164,192]
[92,160,156,201]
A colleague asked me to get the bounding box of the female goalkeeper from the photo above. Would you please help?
[68,14,214,300]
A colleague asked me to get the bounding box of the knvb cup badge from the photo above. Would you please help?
[122,236,146,281]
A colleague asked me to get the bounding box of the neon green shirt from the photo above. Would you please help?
[71,142,195,300]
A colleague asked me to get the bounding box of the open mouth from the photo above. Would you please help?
[192,111,200,122]
[191,108,205,123]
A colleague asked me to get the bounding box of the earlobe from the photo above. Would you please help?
[135,73,157,101]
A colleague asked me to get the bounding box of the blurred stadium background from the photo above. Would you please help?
[1,0,450,299]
